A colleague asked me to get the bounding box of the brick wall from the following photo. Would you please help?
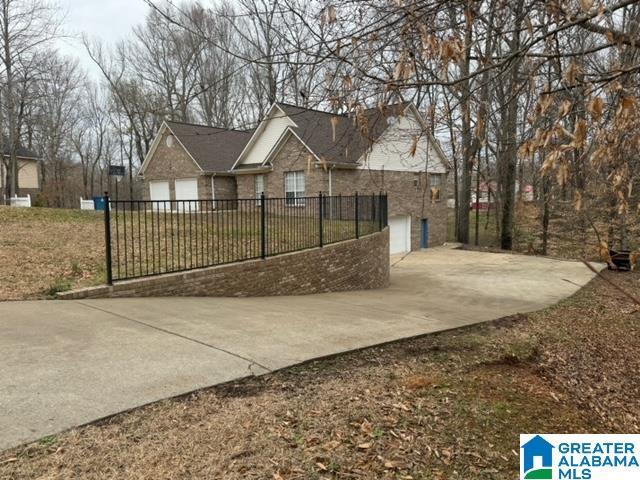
[236,133,447,248]
[143,129,213,200]
[330,169,448,248]
[213,175,237,201]
[58,228,389,299]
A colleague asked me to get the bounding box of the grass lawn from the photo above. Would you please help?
[0,206,105,300]
[0,206,377,299]
[108,208,371,281]
[1,270,638,479]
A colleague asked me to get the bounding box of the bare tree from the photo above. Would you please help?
[71,84,107,198]
[0,0,60,200]
[33,53,83,207]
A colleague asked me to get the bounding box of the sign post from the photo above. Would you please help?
[108,165,125,201]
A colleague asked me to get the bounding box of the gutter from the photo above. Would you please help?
[225,166,273,175]
[315,161,359,170]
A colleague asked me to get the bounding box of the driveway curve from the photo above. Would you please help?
[0,248,600,450]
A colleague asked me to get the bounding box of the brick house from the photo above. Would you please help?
[139,121,252,204]
[140,103,449,252]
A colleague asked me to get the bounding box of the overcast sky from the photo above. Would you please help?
[56,0,151,79]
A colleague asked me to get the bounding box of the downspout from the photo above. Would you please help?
[328,166,333,196]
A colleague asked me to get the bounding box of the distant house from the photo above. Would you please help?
[139,103,451,252]
[0,143,41,200]
[469,181,534,210]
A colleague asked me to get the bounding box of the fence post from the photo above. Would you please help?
[355,191,359,239]
[318,192,324,247]
[260,192,266,259]
[384,193,388,227]
[103,192,113,285]
[371,194,375,224]
[378,192,383,231]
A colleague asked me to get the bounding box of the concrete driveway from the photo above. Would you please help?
[0,248,599,451]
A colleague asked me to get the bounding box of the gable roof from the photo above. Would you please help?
[164,121,253,173]
[1,139,39,160]
[276,103,406,165]
[139,121,254,175]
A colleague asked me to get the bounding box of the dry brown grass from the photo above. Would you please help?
[0,206,376,297]
[1,271,639,479]
[449,201,640,261]
[0,206,105,300]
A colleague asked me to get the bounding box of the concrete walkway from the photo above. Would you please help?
[0,249,600,451]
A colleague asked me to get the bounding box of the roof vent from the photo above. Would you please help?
[166,134,175,148]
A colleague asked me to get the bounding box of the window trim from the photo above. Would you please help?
[284,170,306,207]
[255,174,265,205]
[429,174,442,202]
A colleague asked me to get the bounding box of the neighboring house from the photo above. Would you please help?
[0,143,41,200]
[0,141,40,197]
[140,103,450,252]
[469,181,534,210]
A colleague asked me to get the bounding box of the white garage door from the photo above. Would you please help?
[149,181,170,211]
[389,215,411,254]
[175,178,199,212]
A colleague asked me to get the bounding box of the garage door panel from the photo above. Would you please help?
[149,181,170,211]
[389,215,411,254]
[175,178,199,212]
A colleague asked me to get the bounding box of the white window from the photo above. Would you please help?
[284,171,305,206]
[429,174,442,202]
[255,174,265,205]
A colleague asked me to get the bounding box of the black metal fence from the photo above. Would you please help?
[103,192,388,283]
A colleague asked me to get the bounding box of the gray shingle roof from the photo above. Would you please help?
[1,138,39,159]
[277,103,410,165]
[165,121,253,173]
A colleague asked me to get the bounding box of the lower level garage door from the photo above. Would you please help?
[389,215,411,254]
[175,178,199,211]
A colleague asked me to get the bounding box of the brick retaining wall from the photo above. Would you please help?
[58,228,389,299]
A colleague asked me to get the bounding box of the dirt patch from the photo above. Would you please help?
[1,271,638,479]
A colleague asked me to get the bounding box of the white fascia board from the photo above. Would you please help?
[2,154,41,162]
[138,122,167,176]
[354,103,450,173]
[139,122,205,176]
[406,103,451,172]
[232,166,273,175]
[168,126,205,173]
[231,103,295,171]
[261,126,321,168]
[284,127,320,162]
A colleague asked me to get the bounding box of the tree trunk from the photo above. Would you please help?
[455,7,473,244]
[541,166,550,256]
[498,0,524,250]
